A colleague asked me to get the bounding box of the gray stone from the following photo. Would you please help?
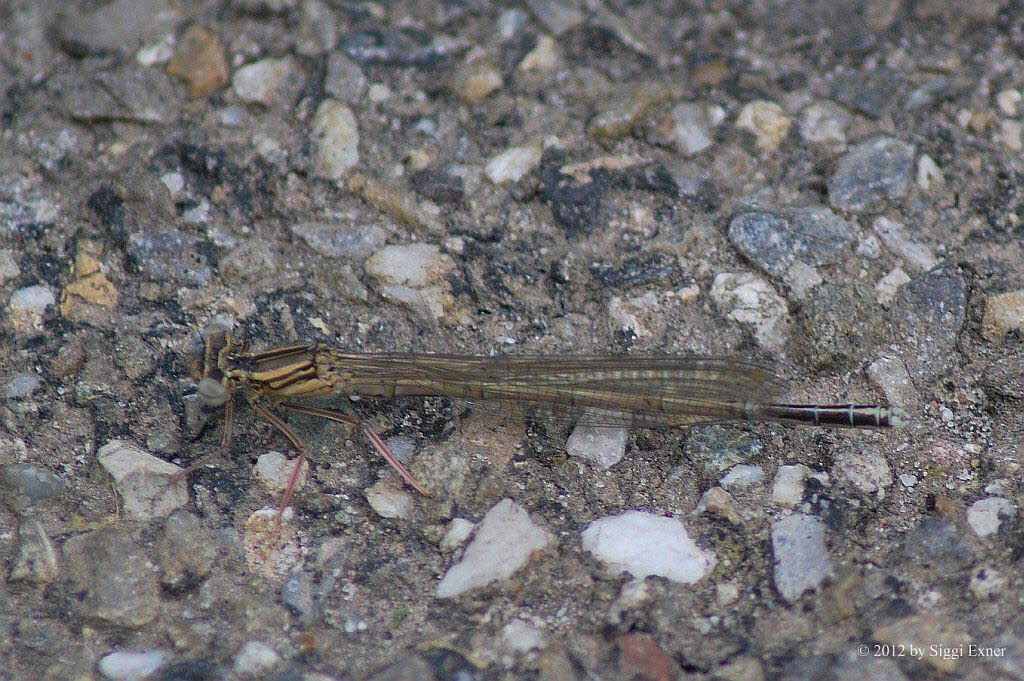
[828,137,915,213]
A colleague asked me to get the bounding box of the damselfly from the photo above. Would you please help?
[185,320,905,511]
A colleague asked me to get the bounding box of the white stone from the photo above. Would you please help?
[967,497,1015,538]
[872,217,939,274]
[772,514,833,602]
[485,142,542,184]
[771,464,811,507]
[7,285,55,335]
[233,57,295,105]
[501,617,546,652]
[833,450,893,498]
[441,517,476,550]
[436,499,553,598]
[916,154,943,189]
[774,516,831,602]
[875,267,911,305]
[799,100,851,145]
[311,99,359,180]
[720,464,765,490]
[0,249,21,282]
[581,510,715,584]
[736,100,791,152]
[365,243,451,288]
[365,480,414,519]
[997,89,1021,116]
[255,451,308,495]
[710,272,791,350]
[98,650,167,681]
[663,102,725,155]
[233,640,282,676]
[566,412,628,471]
[97,440,187,520]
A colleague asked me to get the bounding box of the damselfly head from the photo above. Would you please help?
[197,376,230,407]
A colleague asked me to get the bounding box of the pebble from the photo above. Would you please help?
[311,99,360,180]
[280,569,318,625]
[735,100,792,152]
[59,528,160,627]
[967,497,1015,538]
[981,290,1024,343]
[828,137,915,213]
[719,464,765,490]
[348,173,444,233]
[982,350,1024,400]
[526,0,585,35]
[871,217,938,273]
[97,650,168,681]
[771,464,811,507]
[450,59,502,105]
[799,100,852,144]
[501,617,547,653]
[436,499,553,598]
[364,243,455,320]
[325,52,367,104]
[795,282,885,369]
[232,56,297,106]
[832,449,892,498]
[728,206,854,283]
[441,518,476,550]
[0,249,21,282]
[165,25,229,98]
[697,487,743,525]
[0,462,65,511]
[874,266,911,305]
[709,272,791,350]
[217,240,279,285]
[7,285,55,336]
[518,34,559,72]
[916,153,943,189]
[233,641,282,677]
[997,89,1021,116]
[616,634,680,681]
[485,141,542,184]
[243,507,303,579]
[255,451,308,496]
[771,514,833,602]
[905,76,952,111]
[126,230,212,285]
[866,355,917,415]
[588,82,674,141]
[891,266,967,382]
[830,65,898,118]
[97,440,187,520]
[156,510,217,591]
[656,102,725,155]
[896,518,974,570]
[683,425,762,478]
[1001,119,1023,152]
[409,169,465,205]
[565,413,628,471]
[9,519,59,584]
[364,480,414,519]
[4,374,42,400]
[581,510,715,584]
[53,0,176,57]
[290,218,386,261]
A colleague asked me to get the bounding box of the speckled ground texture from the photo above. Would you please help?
[2,0,1024,679]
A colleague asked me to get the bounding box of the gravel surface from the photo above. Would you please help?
[2,1,1024,680]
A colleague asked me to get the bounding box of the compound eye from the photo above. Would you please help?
[197,377,229,407]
